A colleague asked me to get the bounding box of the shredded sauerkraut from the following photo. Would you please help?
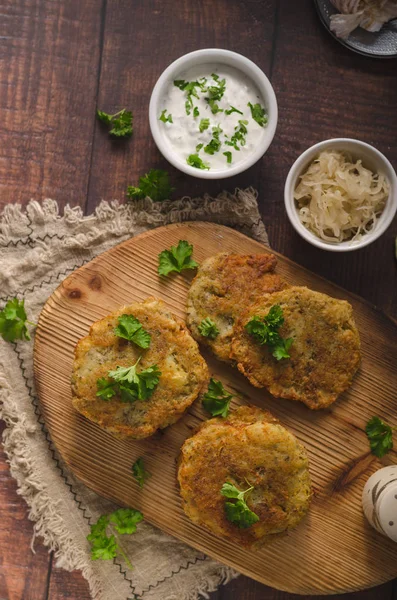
[294,150,389,243]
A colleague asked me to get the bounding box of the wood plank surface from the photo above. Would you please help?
[0,0,103,211]
[34,222,397,595]
[0,0,397,598]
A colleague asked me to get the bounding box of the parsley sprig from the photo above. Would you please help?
[0,298,36,342]
[87,508,143,568]
[198,317,219,339]
[245,304,293,360]
[132,457,151,488]
[202,379,232,418]
[127,169,173,202]
[96,357,161,402]
[158,240,199,276]
[225,119,248,151]
[159,109,173,123]
[248,102,268,127]
[221,482,259,529]
[174,78,207,115]
[366,416,394,458]
[114,314,151,349]
[97,108,133,138]
[205,73,226,115]
[225,105,243,116]
[186,154,210,170]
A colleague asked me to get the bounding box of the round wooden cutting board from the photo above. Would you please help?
[34,222,397,595]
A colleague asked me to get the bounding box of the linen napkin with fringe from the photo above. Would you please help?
[0,188,269,600]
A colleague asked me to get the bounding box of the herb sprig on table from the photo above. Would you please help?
[0,298,36,342]
[127,169,174,202]
[221,482,259,529]
[158,240,199,276]
[87,508,143,567]
[97,108,133,138]
[365,416,394,458]
[202,379,233,418]
[245,304,293,360]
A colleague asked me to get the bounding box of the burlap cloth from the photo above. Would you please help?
[0,189,269,600]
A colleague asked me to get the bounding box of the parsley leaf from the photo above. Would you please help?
[114,314,151,349]
[225,119,248,151]
[202,378,232,418]
[245,304,293,361]
[223,151,232,164]
[132,457,151,488]
[96,378,117,400]
[186,154,210,170]
[221,482,259,529]
[87,509,143,567]
[196,143,204,152]
[0,298,36,342]
[108,358,161,401]
[206,99,223,114]
[158,240,199,276]
[97,108,133,138]
[198,318,219,339]
[159,109,173,123]
[248,102,268,127]
[193,107,200,117]
[199,118,210,133]
[127,169,173,202]
[225,105,243,116]
[109,508,143,534]
[174,79,206,115]
[365,416,394,458]
[204,138,221,155]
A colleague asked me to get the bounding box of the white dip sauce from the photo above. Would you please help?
[159,63,268,171]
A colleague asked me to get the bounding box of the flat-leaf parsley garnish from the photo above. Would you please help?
[174,78,207,115]
[205,73,226,115]
[225,119,248,151]
[365,416,394,458]
[127,169,173,202]
[225,105,243,116]
[202,378,233,418]
[186,154,210,170]
[199,118,210,133]
[96,358,161,403]
[248,102,268,127]
[159,109,173,123]
[0,298,36,342]
[245,304,293,360]
[87,508,143,568]
[221,482,259,529]
[97,108,133,138]
[132,457,151,488]
[223,151,232,164]
[193,107,200,118]
[158,240,199,276]
[198,317,219,339]
[114,314,151,349]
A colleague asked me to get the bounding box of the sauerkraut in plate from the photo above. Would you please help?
[294,150,389,243]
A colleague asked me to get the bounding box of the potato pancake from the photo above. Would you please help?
[186,252,288,362]
[72,297,208,439]
[231,286,361,409]
[178,405,311,548]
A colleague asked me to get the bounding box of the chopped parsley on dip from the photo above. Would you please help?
[158,65,268,170]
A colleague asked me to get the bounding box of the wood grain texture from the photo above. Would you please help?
[34,223,397,595]
[0,0,103,211]
[86,0,277,211]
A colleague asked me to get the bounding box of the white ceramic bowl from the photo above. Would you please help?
[149,49,278,179]
[284,138,397,252]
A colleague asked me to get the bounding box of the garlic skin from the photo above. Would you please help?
[329,0,397,38]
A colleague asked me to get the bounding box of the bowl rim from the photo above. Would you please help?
[149,48,278,179]
[284,137,397,252]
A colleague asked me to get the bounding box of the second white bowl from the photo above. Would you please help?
[284,138,397,252]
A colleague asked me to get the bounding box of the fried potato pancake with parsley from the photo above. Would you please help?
[72,297,208,439]
[186,252,288,362]
[178,405,311,548]
[231,286,361,409]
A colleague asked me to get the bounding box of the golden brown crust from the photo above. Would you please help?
[186,252,288,362]
[231,287,361,409]
[178,405,312,548]
[72,297,208,439]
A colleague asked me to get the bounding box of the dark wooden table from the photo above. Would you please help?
[1,1,396,599]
